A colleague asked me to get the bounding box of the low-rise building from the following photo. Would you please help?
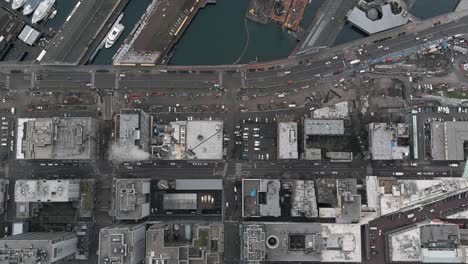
[15,179,81,203]
[98,224,146,264]
[303,118,350,160]
[287,180,318,218]
[316,179,361,222]
[18,25,40,46]
[388,222,465,263]
[113,178,151,220]
[242,222,361,263]
[146,222,223,264]
[366,176,468,216]
[115,109,151,153]
[0,232,78,264]
[369,123,410,160]
[304,119,345,135]
[153,120,224,160]
[277,122,298,159]
[17,117,98,160]
[312,101,350,119]
[431,121,468,160]
[242,179,281,218]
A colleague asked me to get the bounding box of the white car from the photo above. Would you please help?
[325,61,331,65]
[384,47,390,51]
[378,45,383,49]
[332,56,338,60]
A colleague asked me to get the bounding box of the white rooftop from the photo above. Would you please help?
[185,121,223,160]
[347,4,409,35]
[313,101,350,119]
[369,123,409,160]
[304,119,345,135]
[389,222,464,263]
[15,179,81,203]
[389,223,422,262]
[366,176,468,216]
[321,224,362,263]
[277,122,298,159]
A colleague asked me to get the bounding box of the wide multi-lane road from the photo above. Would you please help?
[1,9,468,94]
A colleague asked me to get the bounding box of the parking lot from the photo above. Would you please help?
[415,105,468,160]
[0,114,15,163]
[234,117,278,161]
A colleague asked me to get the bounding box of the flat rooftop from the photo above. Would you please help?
[369,123,409,160]
[290,180,318,218]
[242,179,280,218]
[277,122,298,159]
[313,101,350,119]
[118,109,151,152]
[242,223,361,263]
[0,232,78,264]
[114,178,151,220]
[186,120,223,160]
[175,179,222,190]
[431,121,468,161]
[15,179,81,203]
[98,224,146,264]
[347,4,409,35]
[146,222,222,264]
[163,193,197,210]
[18,25,40,46]
[17,117,97,160]
[367,176,468,216]
[389,222,463,263]
[304,119,345,135]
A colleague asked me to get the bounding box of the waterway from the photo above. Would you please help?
[92,0,153,65]
[45,0,78,31]
[89,0,460,65]
[170,0,300,65]
[410,0,460,20]
[170,0,328,65]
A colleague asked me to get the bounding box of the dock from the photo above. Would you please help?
[246,0,274,24]
[283,0,307,31]
[269,0,292,24]
[113,0,211,66]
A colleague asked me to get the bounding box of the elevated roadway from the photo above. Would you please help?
[1,9,468,94]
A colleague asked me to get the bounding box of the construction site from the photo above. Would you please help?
[246,0,308,32]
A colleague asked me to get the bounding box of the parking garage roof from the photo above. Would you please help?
[431,121,468,161]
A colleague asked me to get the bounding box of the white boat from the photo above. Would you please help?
[105,23,124,48]
[12,0,26,9]
[22,0,41,16]
[31,0,55,24]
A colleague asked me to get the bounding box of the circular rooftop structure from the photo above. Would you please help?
[266,235,279,249]
[367,8,379,21]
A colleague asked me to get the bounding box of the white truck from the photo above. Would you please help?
[350,59,361,65]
